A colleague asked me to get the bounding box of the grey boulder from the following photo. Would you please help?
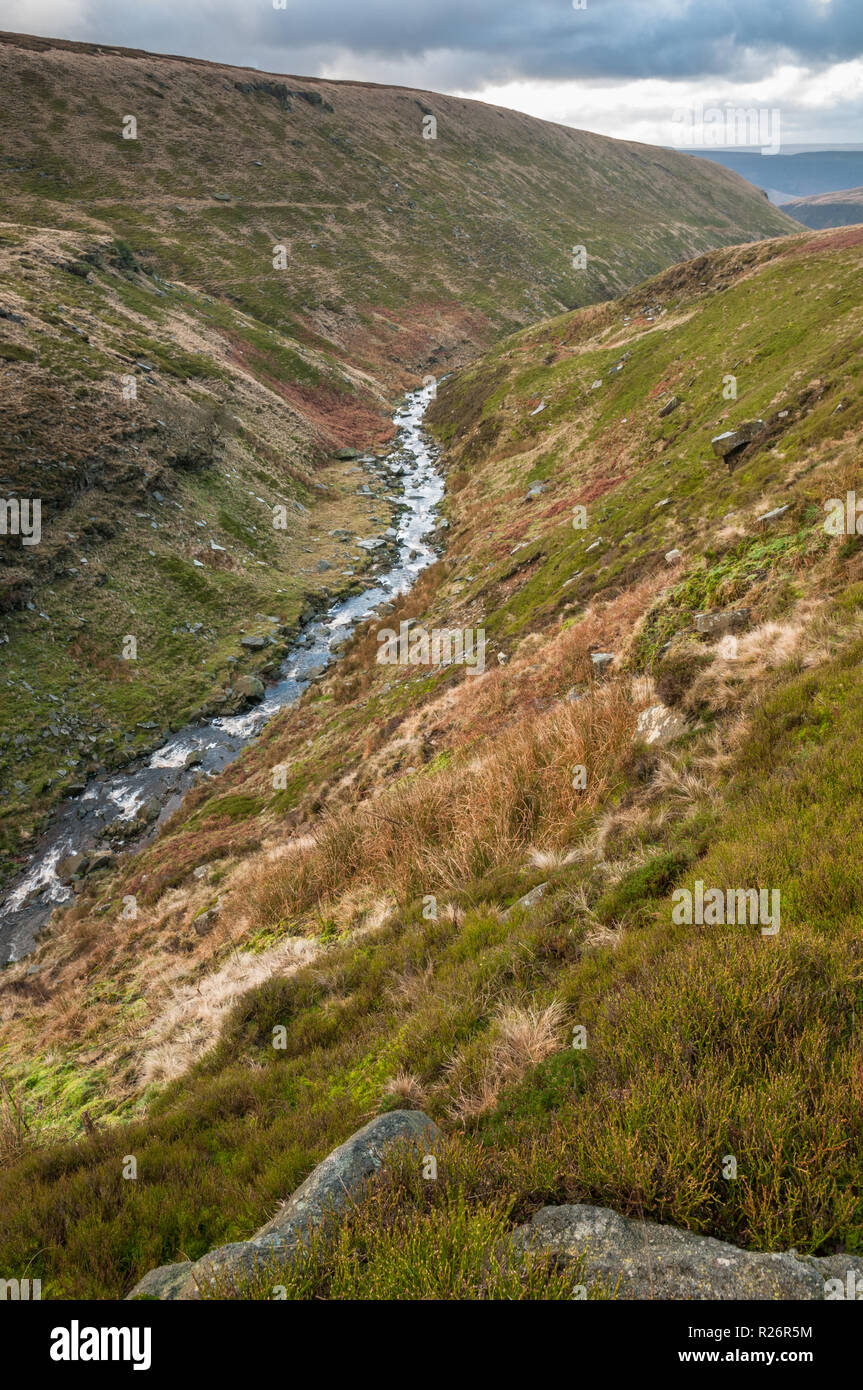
[590,652,615,672]
[636,704,686,746]
[259,1109,439,1241]
[232,674,265,703]
[128,1110,440,1300]
[710,420,765,459]
[516,1204,826,1300]
[695,607,750,638]
[756,504,792,526]
[126,1262,192,1301]
[56,851,88,883]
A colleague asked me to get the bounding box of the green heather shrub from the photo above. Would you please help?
[215,1191,590,1300]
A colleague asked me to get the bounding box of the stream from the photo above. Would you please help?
[0,382,444,964]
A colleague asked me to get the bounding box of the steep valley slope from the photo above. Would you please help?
[1,223,861,1298]
[0,29,797,883]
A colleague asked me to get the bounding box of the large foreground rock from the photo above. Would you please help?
[258,1109,439,1241]
[128,1110,440,1300]
[516,1203,863,1300]
[127,1263,191,1301]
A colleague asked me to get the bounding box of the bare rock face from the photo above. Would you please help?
[710,420,765,460]
[233,79,293,110]
[127,1110,441,1301]
[694,607,750,638]
[515,1204,861,1300]
[126,1263,191,1301]
[636,704,686,746]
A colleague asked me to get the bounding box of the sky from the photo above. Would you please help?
[1,0,862,147]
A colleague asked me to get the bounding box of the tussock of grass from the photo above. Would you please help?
[445,999,566,1121]
[256,681,637,922]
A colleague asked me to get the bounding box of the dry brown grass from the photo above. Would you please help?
[648,758,716,805]
[445,999,566,1121]
[381,1070,427,1107]
[384,959,436,1011]
[680,616,810,718]
[139,936,318,1086]
[256,682,638,923]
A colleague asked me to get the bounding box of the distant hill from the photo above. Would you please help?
[0,30,795,351]
[694,148,863,200]
[783,185,863,229]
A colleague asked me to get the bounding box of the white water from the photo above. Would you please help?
[0,383,444,962]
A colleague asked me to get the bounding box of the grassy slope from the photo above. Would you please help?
[0,32,796,882]
[1,225,861,1298]
[0,31,794,340]
[0,223,394,879]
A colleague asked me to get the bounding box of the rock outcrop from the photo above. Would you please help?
[694,607,750,638]
[636,704,686,746]
[128,1110,440,1300]
[710,420,766,462]
[515,1203,863,1300]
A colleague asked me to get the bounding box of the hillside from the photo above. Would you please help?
[0,30,793,337]
[0,32,797,893]
[1,223,861,1298]
[784,185,863,229]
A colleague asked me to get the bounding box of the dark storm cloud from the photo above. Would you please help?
[9,0,863,88]
[255,0,863,83]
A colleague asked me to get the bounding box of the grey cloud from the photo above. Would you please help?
[11,0,863,87]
